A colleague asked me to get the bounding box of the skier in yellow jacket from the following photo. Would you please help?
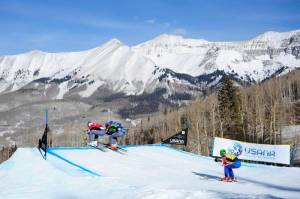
[219,149,241,182]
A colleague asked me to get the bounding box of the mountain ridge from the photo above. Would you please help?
[0,29,299,101]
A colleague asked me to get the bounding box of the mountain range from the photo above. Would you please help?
[1,29,299,103]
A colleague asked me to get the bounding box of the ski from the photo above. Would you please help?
[219,178,238,182]
[87,142,107,152]
[107,147,126,155]
[113,146,127,152]
[103,145,127,155]
[99,143,128,152]
[91,145,107,152]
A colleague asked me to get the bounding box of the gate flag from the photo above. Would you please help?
[38,110,48,159]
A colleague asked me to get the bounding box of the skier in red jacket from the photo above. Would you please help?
[86,121,106,147]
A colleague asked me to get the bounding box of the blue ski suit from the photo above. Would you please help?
[222,154,241,178]
[105,121,126,145]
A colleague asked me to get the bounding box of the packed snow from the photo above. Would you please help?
[0,145,299,199]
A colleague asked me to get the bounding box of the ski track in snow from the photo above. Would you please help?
[0,145,299,199]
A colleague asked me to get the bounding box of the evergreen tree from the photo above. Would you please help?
[217,76,243,140]
[294,101,300,124]
[180,114,190,130]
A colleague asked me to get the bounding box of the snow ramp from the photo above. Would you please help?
[0,145,300,199]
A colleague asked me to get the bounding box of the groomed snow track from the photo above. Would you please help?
[0,145,300,199]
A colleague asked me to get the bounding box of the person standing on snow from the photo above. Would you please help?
[86,121,106,146]
[219,149,241,182]
[105,120,126,149]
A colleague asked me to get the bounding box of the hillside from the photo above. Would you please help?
[0,145,300,199]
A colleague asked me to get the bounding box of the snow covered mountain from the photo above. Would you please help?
[0,39,158,99]
[1,145,300,199]
[133,30,300,82]
[0,29,299,101]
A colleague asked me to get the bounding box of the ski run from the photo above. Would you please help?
[0,145,300,199]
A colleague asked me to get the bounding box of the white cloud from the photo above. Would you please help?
[147,19,156,24]
[79,18,132,29]
[163,22,171,28]
[171,28,187,36]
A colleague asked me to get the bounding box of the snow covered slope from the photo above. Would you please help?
[0,145,299,199]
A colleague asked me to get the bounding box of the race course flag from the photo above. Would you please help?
[38,109,48,160]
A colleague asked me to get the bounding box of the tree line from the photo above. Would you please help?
[3,69,299,165]
[126,69,300,158]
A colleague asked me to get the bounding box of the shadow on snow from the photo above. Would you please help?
[192,171,300,193]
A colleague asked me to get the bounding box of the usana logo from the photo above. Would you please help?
[228,142,243,156]
[228,142,276,159]
[244,147,276,158]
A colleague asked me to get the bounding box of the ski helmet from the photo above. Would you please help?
[220,149,226,157]
[87,121,92,127]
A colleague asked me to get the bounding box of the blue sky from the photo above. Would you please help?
[0,0,299,55]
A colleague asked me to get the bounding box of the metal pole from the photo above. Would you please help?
[45,109,48,159]
[45,109,48,125]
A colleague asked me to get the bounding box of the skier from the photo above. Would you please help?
[219,148,241,182]
[105,120,126,149]
[86,121,106,147]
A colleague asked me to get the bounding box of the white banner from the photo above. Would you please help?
[212,137,291,165]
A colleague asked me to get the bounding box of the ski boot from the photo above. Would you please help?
[220,177,232,182]
[230,177,237,182]
[88,141,98,147]
[108,143,118,150]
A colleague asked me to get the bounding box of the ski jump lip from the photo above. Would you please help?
[122,144,272,168]
[49,147,96,150]
[47,148,101,177]
[47,144,271,176]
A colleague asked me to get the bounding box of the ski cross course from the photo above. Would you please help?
[0,144,300,199]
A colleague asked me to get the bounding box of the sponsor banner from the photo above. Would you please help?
[213,137,290,165]
[162,129,188,146]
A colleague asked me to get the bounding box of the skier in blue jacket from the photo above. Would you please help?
[105,120,126,149]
